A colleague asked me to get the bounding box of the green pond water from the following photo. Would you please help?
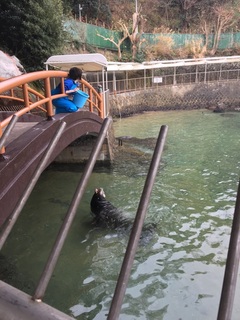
[1,109,240,319]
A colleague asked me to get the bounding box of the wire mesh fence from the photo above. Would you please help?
[89,64,240,94]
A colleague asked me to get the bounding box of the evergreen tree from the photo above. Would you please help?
[0,0,64,72]
[62,0,74,15]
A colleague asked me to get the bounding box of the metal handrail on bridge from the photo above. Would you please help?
[0,71,104,155]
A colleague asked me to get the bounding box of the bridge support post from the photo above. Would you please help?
[44,77,54,120]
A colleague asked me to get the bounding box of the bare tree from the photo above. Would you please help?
[198,9,214,51]
[129,11,139,60]
[179,0,198,10]
[97,4,146,61]
[210,4,236,54]
[178,0,199,30]
[158,0,174,27]
[126,5,147,60]
[97,20,129,60]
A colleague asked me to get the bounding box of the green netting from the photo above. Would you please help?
[172,34,204,48]
[64,20,123,51]
[86,25,122,50]
[64,20,87,43]
[234,33,240,45]
[219,33,235,49]
[64,20,240,52]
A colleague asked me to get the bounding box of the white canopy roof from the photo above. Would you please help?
[45,53,108,72]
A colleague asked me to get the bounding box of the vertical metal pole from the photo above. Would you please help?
[0,121,67,251]
[204,63,207,84]
[0,114,19,153]
[44,77,54,120]
[195,65,198,83]
[106,68,108,90]
[217,180,240,320]
[102,68,105,93]
[113,71,116,94]
[33,117,112,301]
[126,71,128,91]
[107,125,168,320]
[144,69,146,91]
[23,83,30,110]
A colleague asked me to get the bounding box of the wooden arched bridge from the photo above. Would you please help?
[0,70,112,227]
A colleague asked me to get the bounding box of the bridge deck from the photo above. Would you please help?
[4,122,38,145]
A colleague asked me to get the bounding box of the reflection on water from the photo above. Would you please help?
[1,110,240,320]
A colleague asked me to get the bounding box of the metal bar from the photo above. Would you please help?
[23,83,30,110]
[0,114,19,153]
[33,117,112,301]
[217,180,240,320]
[44,77,54,119]
[0,120,67,251]
[0,280,75,320]
[107,124,168,320]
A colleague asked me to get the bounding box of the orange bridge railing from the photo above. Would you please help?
[0,70,104,155]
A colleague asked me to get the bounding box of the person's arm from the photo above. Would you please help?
[65,87,78,94]
[64,79,79,95]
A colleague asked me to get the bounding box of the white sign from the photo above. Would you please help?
[153,77,163,83]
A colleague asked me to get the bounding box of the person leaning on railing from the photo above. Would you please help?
[51,67,82,114]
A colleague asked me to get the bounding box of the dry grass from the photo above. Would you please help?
[145,34,174,60]
[181,39,207,58]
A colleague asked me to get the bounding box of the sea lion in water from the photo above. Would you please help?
[90,188,128,228]
[90,188,157,245]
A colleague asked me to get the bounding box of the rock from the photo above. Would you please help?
[0,51,25,78]
[213,102,225,113]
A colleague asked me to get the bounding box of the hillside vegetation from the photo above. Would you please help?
[68,0,240,62]
[0,0,240,71]
[73,0,240,34]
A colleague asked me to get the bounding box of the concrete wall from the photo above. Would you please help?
[54,135,112,164]
[109,81,240,117]
[54,120,116,165]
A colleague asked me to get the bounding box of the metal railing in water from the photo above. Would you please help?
[0,71,104,155]
[0,119,166,319]
[217,180,240,320]
[0,117,239,319]
[0,117,112,319]
[0,120,67,250]
[108,125,168,319]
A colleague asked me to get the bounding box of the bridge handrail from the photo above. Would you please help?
[0,70,104,154]
[0,70,104,123]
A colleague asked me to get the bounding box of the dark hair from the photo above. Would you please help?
[68,67,82,80]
